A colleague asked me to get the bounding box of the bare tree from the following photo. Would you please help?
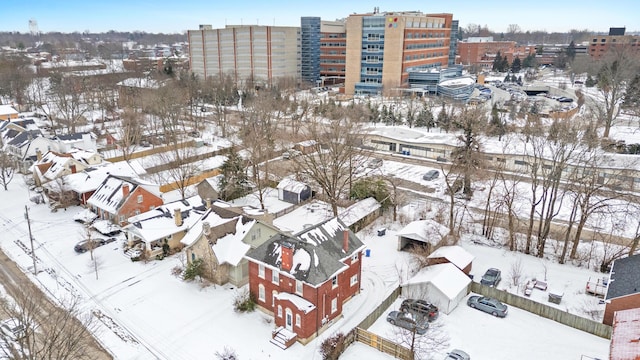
[0,287,104,360]
[117,107,145,160]
[0,137,15,190]
[47,71,90,134]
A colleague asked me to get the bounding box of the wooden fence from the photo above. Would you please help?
[358,287,401,329]
[470,282,612,339]
[349,328,414,360]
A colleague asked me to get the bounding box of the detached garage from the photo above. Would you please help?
[401,263,472,314]
[397,219,448,251]
[277,178,311,204]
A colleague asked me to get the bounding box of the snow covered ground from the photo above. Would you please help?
[0,174,613,360]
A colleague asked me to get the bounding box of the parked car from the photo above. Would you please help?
[444,349,470,360]
[399,299,439,322]
[367,158,383,168]
[467,296,508,317]
[386,311,429,334]
[74,237,116,253]
[480,268,501,287]
[422,170,440,181]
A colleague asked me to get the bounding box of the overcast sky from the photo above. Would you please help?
[2,0,637,34]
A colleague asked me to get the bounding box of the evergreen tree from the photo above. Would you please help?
[437,103,450,131]
[585,74,596,87]
[623,73,640,110]
[511,57,521,73]
[522,54,536,68]
[501,55,510,72]
[218,148,248,201]
[566,40,576,61]
[488,103,506,140]
[492,51,503,71]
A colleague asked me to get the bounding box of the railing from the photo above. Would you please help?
[350,328,414,360]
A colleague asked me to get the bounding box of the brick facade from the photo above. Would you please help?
[603,293,640,326]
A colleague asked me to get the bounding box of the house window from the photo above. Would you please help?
[137,195,143,203]
[296,314,301,327]
[278,305,282,317]
[258,264,265,279]
[272,290,278,306]
[119,215,125,223]
[332,275,338,288]
[331,298,338,313]
[295,280,303,295]
[351,253,359,263]
[350,274,358,287]
[272,270,279,285]
[258,284,265,302]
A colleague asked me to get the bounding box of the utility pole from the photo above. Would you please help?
[24,205,37,274]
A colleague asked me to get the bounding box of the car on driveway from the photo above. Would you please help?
[480,268,501,287]
[399,299,439,322]
[386,310,429,334]
[444,349,470,360]
[467,296,508,317]
[422,170,440,181]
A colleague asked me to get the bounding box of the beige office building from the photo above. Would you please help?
[344,11,455,96]
[188,25,300,84]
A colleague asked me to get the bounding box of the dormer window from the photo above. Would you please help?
[272,270,279,285]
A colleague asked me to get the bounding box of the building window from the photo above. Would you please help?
[331,298,338,313]
[296,314,301,327]
[272,290,278,306]
[350,275,358,287]
[295,280,303,295]
[258,264,265,279]
[272,270,279,284]
[332,275,338,288]
[258,284,265,302]
[278,305,282,317]
[351,252,359,263]
[137,195,143,203]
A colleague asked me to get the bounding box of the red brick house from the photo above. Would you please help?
[86,175,163,226]
[603,254,640,326]
[244,217,365,347]
[609,307,640,360]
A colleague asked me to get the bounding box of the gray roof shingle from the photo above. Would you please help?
[606,254,640,300]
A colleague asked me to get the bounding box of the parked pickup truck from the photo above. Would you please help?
[586,277,608,297]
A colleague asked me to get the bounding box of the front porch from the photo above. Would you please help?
[270,326,297,349]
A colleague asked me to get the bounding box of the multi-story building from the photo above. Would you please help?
[457,37,536,69]
[589,27,640,59]
[344,10,456,96]
[301,18,347,86]
[188,24,300,85]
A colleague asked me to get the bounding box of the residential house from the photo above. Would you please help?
[44,160,145,205]
[603,254,640,326]
[609,307,640,360]
[401,263,472,314]
[52,132,97,152]
[4,130,45,173]
[124,196,206,259]
[30,149,102,186]
[244,217,365,345]
[397,219,449,251]
[86,175,163,226]
[427,245,474,275]
[277,178,311,205]
[0,105,19,121]
[181,205,280,286]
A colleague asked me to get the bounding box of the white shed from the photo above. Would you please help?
[401,263,472,314]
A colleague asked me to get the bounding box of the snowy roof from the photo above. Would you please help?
[124,196,206,243]
[246,217,365,286]
[92,219,122,235]
[610,308,640,360]
[211,217,255,266]
[180,206,250,247]
[397,219,449,245]
[275,293,316,314]
[427,246,475,270]
[606,254,640,300]
[338,197,380,227]
[0,105,18,116]
[273,201,340,234]
[86,175,160,214]
[277,178,309,194]
[31,151,75,181]
[403,263,472,300]
[117,77,163,89]
[51,161,144,194]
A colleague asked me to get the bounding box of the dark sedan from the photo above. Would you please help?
[480,268,501,287]
[386,311,429,334]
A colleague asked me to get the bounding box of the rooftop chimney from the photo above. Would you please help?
[70,164,77,174]
[202,221,210,236]
[342,230,349,253]
[205,198,211,209]
[122,183,130,197]
[174,208,183,227]
[36,149,42,161]
[281,241,294,272]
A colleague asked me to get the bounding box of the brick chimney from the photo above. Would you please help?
[205,198,211,209]
[36,149,42,161]
[122,183,130,197]
[202,221,210,236]
[70,164,77,174]
[281,241,294,272]
[342,230,349,253]
[174,208,183,227]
